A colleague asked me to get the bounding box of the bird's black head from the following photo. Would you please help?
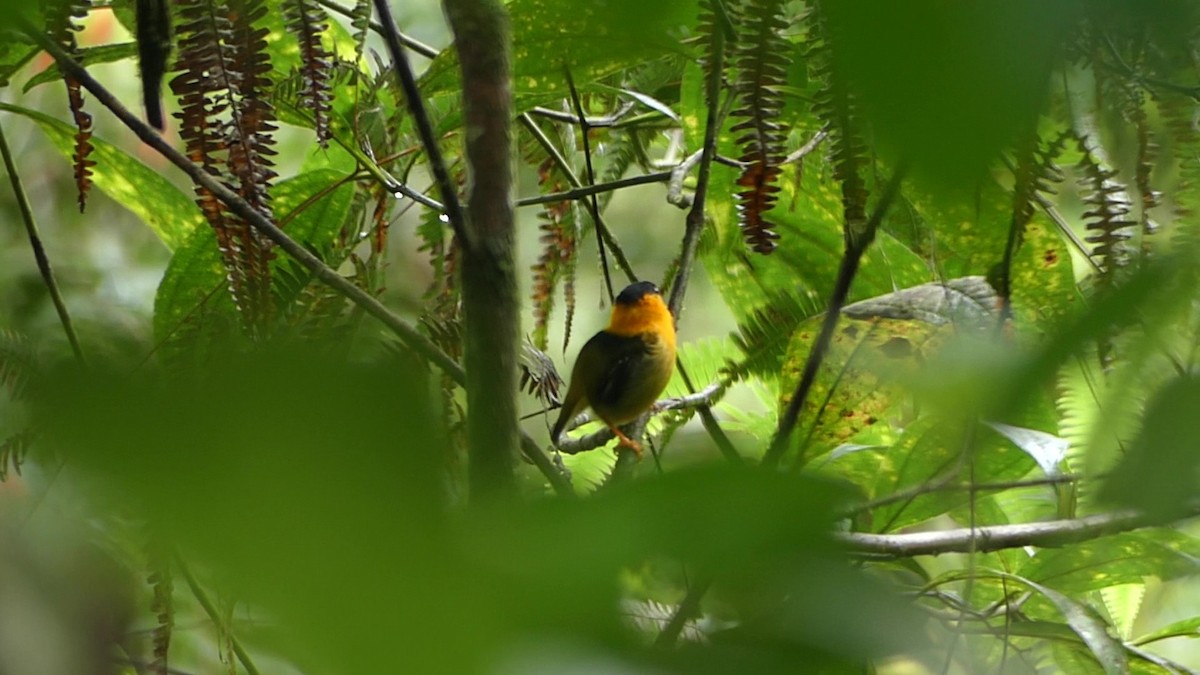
[615,281,661,306]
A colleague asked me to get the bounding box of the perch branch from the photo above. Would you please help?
[556,383,722,455]
[839,504,1200,559]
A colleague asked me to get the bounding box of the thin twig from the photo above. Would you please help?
[666,149,702,208]
[0,120,85,363]
[843,474,1084,519]
[372,0,469,246]
[762,163,909,469]
[23,23,574,497]
[516,170,673,207]
[527,102,636,127]
[654,577,712,647]
[564,66,616,302]
[175,555,261,675]
[839,503,1200,559]
[781,125,830,165]
[518,112,638,283]
[663,30,742,467]
[315,0,440,58]
[555,383,724,454]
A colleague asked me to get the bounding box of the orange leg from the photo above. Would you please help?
[609,426,643,458]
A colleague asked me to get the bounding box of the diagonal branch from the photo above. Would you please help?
[372,0,469,246]
[840,504,1200,559]
[762,163,909,469]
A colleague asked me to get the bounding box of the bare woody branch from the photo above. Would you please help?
[839,505,1200,559]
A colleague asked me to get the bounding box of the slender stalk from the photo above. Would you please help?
[762,164,909,469]
[443,0,520,501]
[564,67,615,302]
[516,170,672,207]
[315,0,439,58]
[0,120,84,363]
[839,503,1200,559]
[176,555,261,675]
[519,112,638,283]
[373,0,469,246]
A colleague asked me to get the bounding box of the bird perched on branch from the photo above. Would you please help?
[552,281,677,456]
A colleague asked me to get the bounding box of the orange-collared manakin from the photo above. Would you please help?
[551,281,676,455]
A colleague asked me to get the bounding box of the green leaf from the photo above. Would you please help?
[1133,616,1200,646]
[421,0,694,105]
[902,177,1075,329]
[1100,376,1200,519]
[0,102,201,250]
[1017,576,1126,675]
[1100,584,1144,641]
[23,43,139,92]
[0,40,37,87]
[1019,531,1200,595]
[869,420,1037,532]
[822,1,1082,185]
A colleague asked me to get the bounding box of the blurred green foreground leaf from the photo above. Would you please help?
[34,349,926,674]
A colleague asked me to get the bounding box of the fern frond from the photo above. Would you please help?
[171,0,279,333]
[808,2,869,244]
[1075,136,1136,282]
[0,431,34,481]
[282,0,333,146]
[729,0,789,253]
[519,341,563,407]
[44,0,95,212]
[727,290,821,381]
[0,330,36,399]
[349,0,372,61]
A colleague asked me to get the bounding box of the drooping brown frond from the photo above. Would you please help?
[171,0,279,333]
[282,0,333,146]
[1075,136,1136,282]
[227,0,279,327]
[530,187,577,351]
[44,0,95,212]
[519,118,582,352]
[728,0,789,254]
[808,2,869,245]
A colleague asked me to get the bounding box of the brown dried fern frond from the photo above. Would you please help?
[1075,136,1137,281]
[171,0,280,333]
[44,0,95,212]
[282,0,333,146]
[729,0,789,254]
